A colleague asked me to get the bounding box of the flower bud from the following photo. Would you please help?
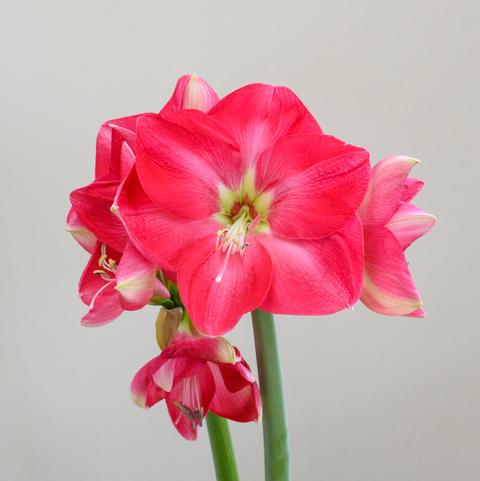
[155,307,182,349]
[161,74,220,115]
[182,74,219,111]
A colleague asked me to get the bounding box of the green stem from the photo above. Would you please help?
[251,309,290,481]
[206,412,240,481]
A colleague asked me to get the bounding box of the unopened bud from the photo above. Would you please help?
[155,307,182,349]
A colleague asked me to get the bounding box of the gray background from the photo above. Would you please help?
[1,0,479,480]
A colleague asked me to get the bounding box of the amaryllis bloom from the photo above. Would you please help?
[68,74,219,325]
[131,332,261,440]
[116,84,371,335]
[357,156,436,316]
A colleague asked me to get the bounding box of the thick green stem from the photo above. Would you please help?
[251,309,290,481]
[206,412,240,481]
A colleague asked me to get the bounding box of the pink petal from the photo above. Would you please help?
[114,240,157,310]
[70,180,128,252]
[131,354,167,409]
[95,114,141,181]
[153,358,176,392]
[135,112,242,220]
[153,277,170,298]
[95,123,115,180]
[361,225,423,316]
[81,281,124,327]
[208,362,262,423]
[165,337,237,364]
[386,202,436,250]
[78,243,107,305]
[357,155,420,225]
[66,207,97,253]
[268,142,370,239]
[402,178,424,202]
[160,74,220,115]
[408,308,426,318]
[255,133,365,192]
[259,216,364,314]
[209,83,322,161]
[178,235,273,336]
[166,363,215,441]
[114,167,219,271]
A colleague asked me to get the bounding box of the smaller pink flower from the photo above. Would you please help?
[68,74,220,325]
[357,156,436,316]
[78,240,169,326]
[131,333,261,440]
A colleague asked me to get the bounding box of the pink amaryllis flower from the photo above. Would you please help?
[357,156,436,316]
[131,331,261,440]
[68,74,219,325]
[115,84,371,335]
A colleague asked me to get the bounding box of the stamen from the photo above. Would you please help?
[172,377,203,431]
[94,244,117,280]
[215,208,257,283]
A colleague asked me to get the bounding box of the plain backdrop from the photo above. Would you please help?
[1,0,479,480]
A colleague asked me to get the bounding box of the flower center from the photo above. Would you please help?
[214,197,263,283]
[93,244,117,281]
[213,170,272,283]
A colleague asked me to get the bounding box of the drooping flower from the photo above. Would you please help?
[131,313,261,440]
[357,156,436,316]
[68,75,219,325]
[116,84,370,335]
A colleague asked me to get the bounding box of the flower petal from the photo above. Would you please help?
[357,155,420,225]
[386,202,436,250]
[165,337,237,364]
[408,308,426,318]
[160,74,220,115]
[178,236,272,336]
[153,358,176,392]
[361,225,423,316]
[135,111,242,219]
[114,167,218,270]
[209,83,322,162]
[208,362,262,423]
[166,363,215,441]
[70,180,128,252]
[259,216,364,314]
[66,207,97,253]
[131,354,167,409]
[81,281,124,327]
[267,141,370,239]
[95,114,141,181]
[114,240,157,310]
[255,133,365,192]
[401,178,424,202]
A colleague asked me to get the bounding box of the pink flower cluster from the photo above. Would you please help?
[68,75,435,439]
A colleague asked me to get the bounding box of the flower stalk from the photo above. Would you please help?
[251,309,290,481]
[206,412,240,481]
